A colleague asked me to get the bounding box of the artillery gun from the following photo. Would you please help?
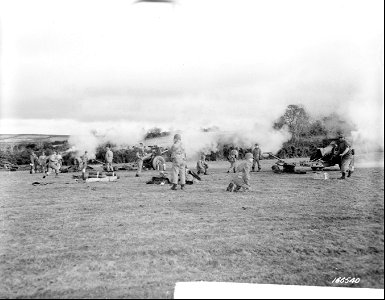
[264,152,299,173]
[0,159,18,171]
[142,146,168,170]
[299,140,350,171]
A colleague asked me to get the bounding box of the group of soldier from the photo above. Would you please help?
[29,150,63,177]
[167,134,262,191]
[167,133,355,192]
[227,144,262,173]
[29,132,354,190]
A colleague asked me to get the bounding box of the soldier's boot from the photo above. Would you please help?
[204,171,208,175]
[257,167,261,172]
[338,172,346,180]
[171,184,178,190]
[227,170,230,173]
[347,170,353,177]
[233,168,236,173]
[226,182,235,192]
[181,184,185,190]
[135,174,140,177]
[252,167,255,172]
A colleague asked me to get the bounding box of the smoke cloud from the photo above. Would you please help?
[0,0,382,161]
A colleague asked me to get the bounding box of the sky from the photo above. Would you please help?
[0,0,383,155]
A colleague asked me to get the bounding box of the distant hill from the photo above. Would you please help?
[0,134,69,144]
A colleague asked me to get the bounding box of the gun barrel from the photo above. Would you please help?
[265,152,282,160]
[93,159,105,165]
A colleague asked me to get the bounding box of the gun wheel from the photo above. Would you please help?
[152,156,166,170]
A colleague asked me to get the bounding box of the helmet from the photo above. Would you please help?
[174,133,181,140]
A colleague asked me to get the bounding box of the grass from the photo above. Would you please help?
[0,158,383,298]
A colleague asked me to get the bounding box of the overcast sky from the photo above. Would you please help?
[0,0,383,138]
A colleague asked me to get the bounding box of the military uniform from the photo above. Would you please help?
[196,154,208,175]
[227,155,253,192]
[227,149,239,173]
[252,146,262,171]
[136,145,146,176]
[170,138,186,188]
[79,152,88,171]
[38,153,47,173]
[56,153,63,171]
[44,153,60,177]
[337,138,354,179]
[105,149,114,171]
[30,152,39,174]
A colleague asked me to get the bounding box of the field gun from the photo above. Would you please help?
[264,152,297,173]
[0,159,18,171]
[299,141,349,171]
[142,147,168,170]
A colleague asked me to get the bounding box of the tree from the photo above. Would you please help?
[144,128,170,140]
[274,104,311,143]
[308,120,327,137]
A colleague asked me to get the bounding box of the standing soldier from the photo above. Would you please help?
[135,143,146,177]
[252,143,262,172]
[43,150,60,178]
[170,133,187,190]
[56,152,63,171]
[38,151,47,173]
[29,151,39,174]
[336,134,354,179]
[226,152,253,192]
[105,146,114,172]
[79,151,89,171]
[196,153,209,175]
[227,146,239,173]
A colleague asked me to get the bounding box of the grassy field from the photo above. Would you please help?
[0,158,383,298]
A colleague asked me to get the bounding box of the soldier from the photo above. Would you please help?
[56,152,63,171]
[43,150,60,178]
[252,143,262,172]
[38,151,47,173]
[79,151,89,171]
[336,134,354,179]
[105,146,114,171]
[227,146,239,173]
[29,151,39,174]
[74,155,81,171]
[196,153,208,175]
[170,133,187,190]
[135,143,146,177]
[226,152,253,192]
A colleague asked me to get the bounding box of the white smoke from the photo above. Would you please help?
[1,0,382,160]
[67,131,99,159]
